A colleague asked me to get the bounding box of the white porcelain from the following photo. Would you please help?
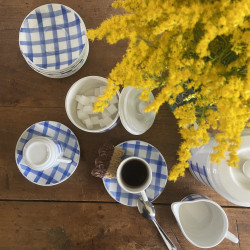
[19,4,88,78]
[171,194,238,248]
[103,140,168,207]
[66,79,157,134]
[116,156,152,201]
[65,76,120,133]
[118,87,156,135]
[23,136,71,171]
[242,159,250,177]
[15,121,80,186]
[189,128,250,207]
[25,39,89,78]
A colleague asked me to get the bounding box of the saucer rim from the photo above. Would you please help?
[15,120,80,186]
[102,140,168,207]
[19,3,87,71]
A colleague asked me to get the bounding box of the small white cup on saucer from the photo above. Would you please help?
[116,156,152,201]
[23,136,72,171]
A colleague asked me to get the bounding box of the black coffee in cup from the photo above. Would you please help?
[121,159,148,187]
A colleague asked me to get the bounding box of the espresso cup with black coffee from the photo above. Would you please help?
[116,156,152,201]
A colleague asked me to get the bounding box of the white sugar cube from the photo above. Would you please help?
[107,104,118,116]
[91,116,99,126]
[103,116,113,126]
[97,112,103,119]
[81,118,86,125]
[78,95,90,105]
[84,118,93,129]
[99,119,105,128]
[77,110,88,120]
[94,88,100,96]
[99,86,106,95]
[102,109,111,119]
[75,95,81,102]
[77,102,83,110]
[83,105,93,114]
[90,96,98,103]
[110,95,118,104]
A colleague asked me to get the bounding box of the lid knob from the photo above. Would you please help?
[242,160,250,178]
[137,101,147,114]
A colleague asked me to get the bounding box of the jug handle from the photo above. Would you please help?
[225,231,239,244]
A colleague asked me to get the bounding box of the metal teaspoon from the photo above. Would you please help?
[137,197,177,250]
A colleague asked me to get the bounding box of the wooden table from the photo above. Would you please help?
[0,0,249,249]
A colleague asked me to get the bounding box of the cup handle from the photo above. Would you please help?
[57,157,72,164]
[225,231,239,244]
[140,190,148,202]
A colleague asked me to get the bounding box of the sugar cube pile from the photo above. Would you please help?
[75,86,118,130]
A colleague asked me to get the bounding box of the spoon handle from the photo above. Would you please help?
[153,219,177,250]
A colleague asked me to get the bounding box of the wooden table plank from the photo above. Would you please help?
[0,106,236,206]
[0,201,246,250]
[0,0,126,108]
[0,0,249,249]
[0,39,127,108]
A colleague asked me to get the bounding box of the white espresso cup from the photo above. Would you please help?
[23,136,72,171]
[116,156,152,201]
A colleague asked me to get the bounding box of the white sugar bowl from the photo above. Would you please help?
[189,128,250,207]
[65,76,156,134]
[65,76,120,133]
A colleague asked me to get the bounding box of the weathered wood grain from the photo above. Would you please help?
[0,106,235,206]
[0,0,126,108]
[0,201,247,250]
[0,0,249,249]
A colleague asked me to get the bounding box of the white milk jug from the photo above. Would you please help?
[171,194,238,248]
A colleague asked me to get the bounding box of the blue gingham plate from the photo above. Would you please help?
[103,140,168,206]
[15,121,80,186]
[25,39,89,78]
[19,4,87,71]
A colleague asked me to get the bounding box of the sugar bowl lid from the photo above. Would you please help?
[217,135,250,205]
[118,87,156,135]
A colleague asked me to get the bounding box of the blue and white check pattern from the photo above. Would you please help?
[15,121,80,186]
[19,4,86,71]
[189,161,214,189]
[181,194,209,202]
[103,140,168,207]
[25,39,89,78]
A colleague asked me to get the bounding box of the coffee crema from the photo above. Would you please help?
[121,159,148,187]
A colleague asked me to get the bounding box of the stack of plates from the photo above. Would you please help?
[19,4,89,78]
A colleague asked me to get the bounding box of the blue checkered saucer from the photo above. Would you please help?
[103,140,168,206]
[15,121,80,186]
[26,38,89,78]
[19,4,88,78]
